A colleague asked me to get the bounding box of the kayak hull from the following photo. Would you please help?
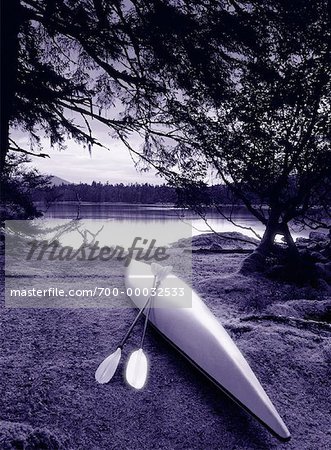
[125,260,290,440]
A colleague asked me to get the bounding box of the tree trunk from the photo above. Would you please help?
[281,223,300,260]
[240,206,282,274]
[256,224,278,255]
[240,220,278,274]
[240,213,302,274]
[0,0,22,172]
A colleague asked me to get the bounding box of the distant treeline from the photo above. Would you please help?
[32,182,233,204]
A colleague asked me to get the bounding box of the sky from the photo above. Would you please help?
[28,138,162,185]
[11,3,169,187]
[14,125,163,185]
[14,124,218,186]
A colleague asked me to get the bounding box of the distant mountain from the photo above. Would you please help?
[49,175,72,186]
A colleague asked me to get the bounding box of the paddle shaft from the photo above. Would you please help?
[119,277,157,349]
[140,298,152,348]
[140,280,160,347]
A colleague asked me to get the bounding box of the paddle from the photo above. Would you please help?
[95,273,159,384]
[125,263,172,390]
[125,297,152,389]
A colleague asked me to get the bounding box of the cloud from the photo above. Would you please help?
[19,133,163,185]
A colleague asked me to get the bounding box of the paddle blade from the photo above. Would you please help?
[125,348,148,390]
[95,348,122,384]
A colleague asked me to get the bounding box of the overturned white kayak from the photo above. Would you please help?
[125,260,290,440]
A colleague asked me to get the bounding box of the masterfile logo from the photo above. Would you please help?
[5,219,192,308]
[26,237,170,266]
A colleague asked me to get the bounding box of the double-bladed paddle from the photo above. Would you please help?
[95,289,154,384]
[95,262,172,386]
[125,263,172,390]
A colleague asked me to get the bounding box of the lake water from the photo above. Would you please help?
[38,202,309,246]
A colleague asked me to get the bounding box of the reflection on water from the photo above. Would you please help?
[40,202,308,244]
[29,219,190,249]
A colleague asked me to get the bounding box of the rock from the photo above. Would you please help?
[172,232,259,250]
[309,231,328,241]
[0,421,69,450]
[240,251,265,274]
[296,242,309,250]
[315,263,331,283]
[320,247,331,259]
[296,237,310,244]
[318,239,331,249]
[299,248,309,257]
[307,242,320,251]
[172,237,191,248]
[324,261,331,270]
[316,278,331,292]
[209,243,223,251]
[310,251,328,263]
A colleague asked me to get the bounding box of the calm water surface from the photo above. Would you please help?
[36,203,308,246]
